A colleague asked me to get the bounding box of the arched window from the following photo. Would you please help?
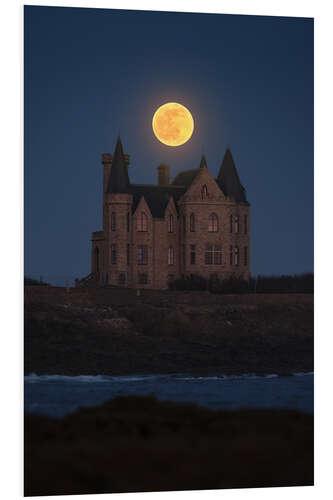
[168,214,174,233]
[235,216,239,233]
[168,246,175,265]
[208,213,218,232]
[234,246,239,266]
[137,212,148,232]
[190,213,195,232]
[111,212,116,231]
[201,185,208,199]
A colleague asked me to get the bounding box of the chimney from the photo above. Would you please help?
[157,163,170,185]
[123,154,130,170]
[101,153,113,194]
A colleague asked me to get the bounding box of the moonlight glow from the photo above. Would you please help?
[152,102,194,147]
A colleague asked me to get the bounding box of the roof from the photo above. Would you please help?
[105,137,130,194]
[172,168,200,186]
[130,184,186,218]
[217,148,248,203]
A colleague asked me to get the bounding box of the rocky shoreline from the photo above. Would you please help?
[25,395,314,496]
[24,286,314,376]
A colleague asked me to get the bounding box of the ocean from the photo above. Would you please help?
[24,372,314,418]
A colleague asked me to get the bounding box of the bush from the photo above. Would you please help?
[168,273,314,294]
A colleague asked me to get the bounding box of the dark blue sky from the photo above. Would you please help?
[24,6,313,284]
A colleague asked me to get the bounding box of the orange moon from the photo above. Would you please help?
[152,102,194,147]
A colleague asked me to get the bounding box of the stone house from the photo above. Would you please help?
[90,137,250,289]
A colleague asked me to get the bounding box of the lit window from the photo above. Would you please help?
[208,213,218,232]
[168,214,174,233]
[137,212,148,232]
[168,246,175,265]
[137,245,148,265]
[190,213,195,232]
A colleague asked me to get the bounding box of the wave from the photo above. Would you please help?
[25,372,313,383]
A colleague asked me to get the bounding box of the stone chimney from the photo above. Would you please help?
[157,163,170,185]
[123,154,130,170]
[102,153,113,194]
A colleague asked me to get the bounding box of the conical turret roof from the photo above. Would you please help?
[217,148,247,202]
[105,137,130,193]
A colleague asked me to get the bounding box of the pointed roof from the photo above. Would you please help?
[105,137,130,193]
[199,154,207,169]
[217,148,247,203]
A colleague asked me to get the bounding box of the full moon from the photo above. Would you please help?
[152,102,194,147]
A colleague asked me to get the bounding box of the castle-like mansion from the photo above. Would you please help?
[90,138,250,289]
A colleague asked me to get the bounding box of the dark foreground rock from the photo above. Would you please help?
[25,286,314,376]
[25,396,314,496]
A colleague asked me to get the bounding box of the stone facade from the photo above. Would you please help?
[90,138,250,289]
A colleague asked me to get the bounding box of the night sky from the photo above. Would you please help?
[24,6,313,284]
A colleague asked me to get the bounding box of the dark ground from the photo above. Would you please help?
[24,286,314,376]
[25,395,314,496]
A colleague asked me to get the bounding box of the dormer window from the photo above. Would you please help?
[137,212,148,232]
[168,214,174,233]
[201,185,208,199]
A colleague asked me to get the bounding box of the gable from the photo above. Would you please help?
[181,167,226,202]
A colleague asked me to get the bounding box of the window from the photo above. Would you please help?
[168,214,174,233]
[190,213,195,232]
[230,215,233,233]
[190,244,196,265]
[137,212,148,232]
[205,245,213,265]
[127,212,130,232]
[127,244,130,265]
[235,216,239,233]
[244,215,248,234]
[137,245,148,265]
[183,215,186,233]
[234,246,239,266]
[168,246,175,265]
[138,273,148,285]
[229,245,233,265]
[94,247,100,272]
[214,245,222,265]
[205,245,222,265]
[201,185,208,199]
[244,246,248,266]
[208,213,218,232]
[111,212,116,231]
[167,274,175,283]
[182,244,186,266]
[111,244,117,265]
[118,273,126,285]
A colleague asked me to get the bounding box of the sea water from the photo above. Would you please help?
[24,372,313,418]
